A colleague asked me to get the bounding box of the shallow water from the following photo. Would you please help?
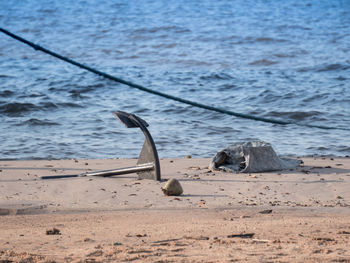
[0,0,349,159]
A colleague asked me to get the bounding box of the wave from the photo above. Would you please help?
[298,63,350,72]
[229,36,288,45]
[249,59,278,66]
[0,101,83,116]
[0,102,43,115]
[266,110,323,121]
[56,102,84,108]
[20,118,60,126]
[199,72,234,81]
[0,74,15,78]
[132,25,190,34]
[317,63,350,72]
[0,90,15,97]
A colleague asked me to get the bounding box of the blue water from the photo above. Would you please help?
[0,0,349,159]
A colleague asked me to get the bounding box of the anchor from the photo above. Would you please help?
[41,111,161,181]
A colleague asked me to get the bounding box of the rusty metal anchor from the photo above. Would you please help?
[41,111,161,181]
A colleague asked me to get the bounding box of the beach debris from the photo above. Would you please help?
[86,249,103,257]
[152,238,182,244]
[46,228,61,235]
[252,238,270,243]
[313,249,333,254]
[210,141,301,173]
[184,235,209,241]
[227,233,255,239]
[161,178,183,196]
[259,209,273,214]
[198,200,207,207]
[338,231,350,235]
[312,237,335,242]
[83,237,95,242]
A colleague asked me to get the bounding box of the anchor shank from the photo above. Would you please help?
[87,163,154,177]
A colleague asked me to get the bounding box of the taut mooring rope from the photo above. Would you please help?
[0,27,347,131]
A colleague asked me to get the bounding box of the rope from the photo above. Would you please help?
[0,27,347,131]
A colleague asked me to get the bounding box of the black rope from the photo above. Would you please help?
[1,27,347,131]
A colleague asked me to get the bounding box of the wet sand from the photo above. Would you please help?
[1,157,350,262]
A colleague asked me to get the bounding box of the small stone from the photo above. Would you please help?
[162,179,183,196]
[113,242,122,246]
[338,231,350,234]
[259,209,273,214]
[199,200,206,206]
[186,155,192,159]
[46,228,61,235]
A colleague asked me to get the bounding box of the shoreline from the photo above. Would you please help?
[1,157,349,212]
[1,153,349,161]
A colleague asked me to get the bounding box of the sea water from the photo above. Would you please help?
[0,0,349,159]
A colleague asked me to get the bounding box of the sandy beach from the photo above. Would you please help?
[1,157,350,262]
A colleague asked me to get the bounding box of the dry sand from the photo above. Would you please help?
[0,157,350,262]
